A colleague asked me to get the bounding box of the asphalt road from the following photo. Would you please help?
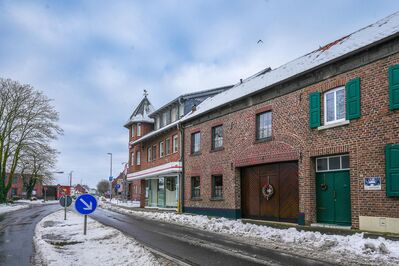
[91,208,330,266]
[0,204,61,266]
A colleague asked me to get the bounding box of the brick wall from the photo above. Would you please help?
[183,52,399,228]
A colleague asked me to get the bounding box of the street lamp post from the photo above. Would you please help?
[107,153,113,200]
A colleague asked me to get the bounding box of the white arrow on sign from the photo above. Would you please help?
[80,198,93,210]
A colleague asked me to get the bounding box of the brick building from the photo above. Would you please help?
[7,174,44,199]
[125,88,231,209]
[181,13,399,233]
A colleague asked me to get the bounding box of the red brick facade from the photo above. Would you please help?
[183,52,399,228]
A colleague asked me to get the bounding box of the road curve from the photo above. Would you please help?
[0,204,61,266]
[91,208,330,266]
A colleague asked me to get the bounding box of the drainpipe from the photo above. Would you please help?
[178,122,185,214]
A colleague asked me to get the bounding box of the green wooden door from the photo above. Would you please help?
[316,171,351,225]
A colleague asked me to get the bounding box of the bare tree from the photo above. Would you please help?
[18,144,57,199]
[0,78,62,203]
[97,179,110,196]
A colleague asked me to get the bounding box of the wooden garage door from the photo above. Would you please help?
[241,162,299,222]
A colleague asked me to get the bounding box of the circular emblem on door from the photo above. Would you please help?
[320,183,328,191]
[261,183,274,200]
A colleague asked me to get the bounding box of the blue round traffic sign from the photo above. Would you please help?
[115,184,121,189]
[75,194,97,215]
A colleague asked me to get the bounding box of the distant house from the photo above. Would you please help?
[7,173,43,199]
[74,184,88,195]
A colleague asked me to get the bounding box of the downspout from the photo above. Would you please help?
[178,121,185,213]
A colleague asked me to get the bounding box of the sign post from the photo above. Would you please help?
[59,195,72,220]
[75,194,97,235]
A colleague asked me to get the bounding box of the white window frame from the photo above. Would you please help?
[324,87,346,125]
[131,125,135,137]
[173,135,178,153]
[137,123,142,136]
[136,151,141,165]
[165,138,171,155]
[131,152,134,166]
[159,141,164,158]
[316,154,350,172]
[171,107,177,122]
[147,147,152,162]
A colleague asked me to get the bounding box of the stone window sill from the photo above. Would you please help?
[318,120,349,131]
[253,136,273,144]
[210,197,224,201]
[210,147,224,153]
[190,197,202,201]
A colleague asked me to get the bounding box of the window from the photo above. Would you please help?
[165,110,171,125]
[137,123,142,136]
[191,176,200,198]
[173,135,178,153]
[162,112,167,127]
[171,107,178,122]
[131,152,134,166]
[256,111,272,140]
[211,125,223,150]
[152,145,157,161]
[191,132,201,154]
[147,147,152,162]
[159,141,164,158]
[155,117,160,130]
[316,154,349,172]
[165,138,171,155]
[324,87,346,124]
[131,125,135,137]
[136,151,141,165]
[212,175,223,199]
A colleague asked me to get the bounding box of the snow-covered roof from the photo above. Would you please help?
[182,12,399,122]
[124,96,155,128]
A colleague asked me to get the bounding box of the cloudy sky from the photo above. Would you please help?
[0,1,398,187]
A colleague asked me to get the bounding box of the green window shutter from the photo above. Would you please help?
[389,64,399,110]
[309,92,321,128]
[346,77,361,120]
[386,144,399,197]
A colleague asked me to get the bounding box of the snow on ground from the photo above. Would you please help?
[33,210,160,266]
[108,198,140,208]
[16,199,59,205]
[0,203,29,214]
[100,202,399,265]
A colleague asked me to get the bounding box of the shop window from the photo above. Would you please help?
[191,176,200,198]
[211,125,223,150]
[166,177,176,191]
[191,132,201,154]
[256,111,272,140]
[212,175,223,199]
[316,154,349,172]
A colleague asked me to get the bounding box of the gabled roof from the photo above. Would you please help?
[182,11,399,122]
[149,85,233,117]
[124,95,155,128]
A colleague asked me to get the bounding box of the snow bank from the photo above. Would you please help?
[101,202,399,265]
[108,198,140,208]
[33,210,159,266]
[16,199,59,205]
[0,203,29,214]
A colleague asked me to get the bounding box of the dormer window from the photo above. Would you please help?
[171,107,178,122]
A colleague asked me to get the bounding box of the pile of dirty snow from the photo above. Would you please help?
[0,203,29,214]
[33,210,160,266]
[101,202,399,265]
